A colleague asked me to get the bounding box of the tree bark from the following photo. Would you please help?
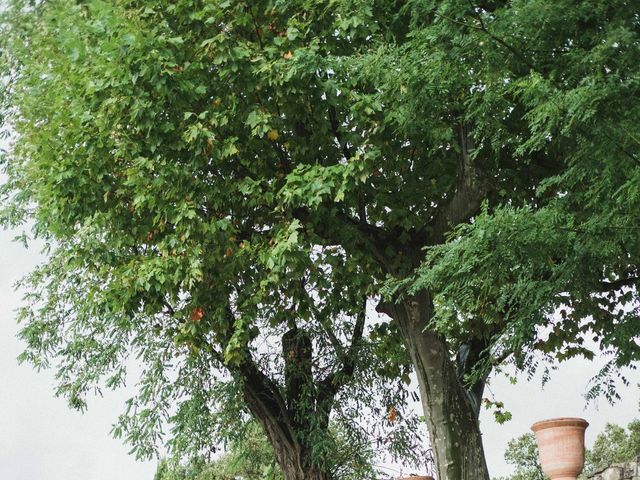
[267,438,330,480]
[380,292,490,480]
[242,387,333,480]
[242,376,332,480]
[236,326,338,480]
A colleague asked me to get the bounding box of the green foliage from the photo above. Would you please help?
[155,423,284,480]
[385,0,640,396]
[482,398,513,425]
[585,419,640,475]
[2,0,639,476]
[155,421,379,480]
[208,423,283,480]
[0,0,428,472]
[494,433,546,480]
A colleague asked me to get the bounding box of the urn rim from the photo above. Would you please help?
[531,417,589,433]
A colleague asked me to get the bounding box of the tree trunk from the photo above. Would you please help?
[237,335,333,480]
[269,439,331,480]
[242,382,332,480]
[382,292,490,480]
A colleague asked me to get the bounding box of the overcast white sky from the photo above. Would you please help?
[0,227,156,480]
[1,219,638,480]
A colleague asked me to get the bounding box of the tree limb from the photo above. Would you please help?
[316,298,367,423]
[597,276,639,292]
[429,123,487,244]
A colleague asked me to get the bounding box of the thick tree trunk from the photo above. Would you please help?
[382,292,490,480]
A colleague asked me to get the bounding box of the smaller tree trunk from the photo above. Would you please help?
[271,441,331,480]
[243,383,332,480]
[237,328,335,480]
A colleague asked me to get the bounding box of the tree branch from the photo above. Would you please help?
[209,304,295,446]
[429,123,487,244]
[316,298,367,421]
[597,276,639,292]
[238,352,296,446]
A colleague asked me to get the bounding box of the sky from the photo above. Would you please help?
[1,223,638,480]
[0,226,156,480]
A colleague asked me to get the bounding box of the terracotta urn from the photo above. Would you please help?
[531,417,589,480]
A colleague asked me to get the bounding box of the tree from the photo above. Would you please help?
[2,1,639,480]
[1,3,429,479]
[585,420,640,475]
[493,433,547,480]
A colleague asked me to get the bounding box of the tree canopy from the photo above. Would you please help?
[1,0,639,479]
[385,0,640,397]
[585,419,640,475]
[1,2,430,478]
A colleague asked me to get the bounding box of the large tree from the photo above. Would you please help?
[0,2,428,479]
[2,1,639,480]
